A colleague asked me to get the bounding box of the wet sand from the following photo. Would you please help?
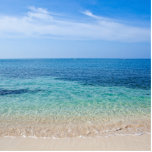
[0,134,150,151]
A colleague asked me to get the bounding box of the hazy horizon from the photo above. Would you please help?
[0,57,151,59]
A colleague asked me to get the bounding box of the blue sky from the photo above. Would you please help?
[0,0,151,58]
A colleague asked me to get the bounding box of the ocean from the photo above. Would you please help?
[0,59,150,138]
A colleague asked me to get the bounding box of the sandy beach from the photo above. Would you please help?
[0,134,150,151]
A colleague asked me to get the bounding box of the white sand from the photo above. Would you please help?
[0,134,150,151]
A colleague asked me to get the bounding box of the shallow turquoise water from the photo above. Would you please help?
[0,76,150,118]
[0,59,150,137]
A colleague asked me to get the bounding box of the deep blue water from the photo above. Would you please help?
[0,59,150,90]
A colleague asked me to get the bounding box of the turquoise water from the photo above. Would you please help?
[0,59,150,137]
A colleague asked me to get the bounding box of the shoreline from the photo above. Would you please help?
[0,134,150,151]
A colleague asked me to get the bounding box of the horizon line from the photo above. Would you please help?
[0,57,150,60]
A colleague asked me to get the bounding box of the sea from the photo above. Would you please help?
[0,59,150,138]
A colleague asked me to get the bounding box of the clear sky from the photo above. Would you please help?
[0,0,151,58]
